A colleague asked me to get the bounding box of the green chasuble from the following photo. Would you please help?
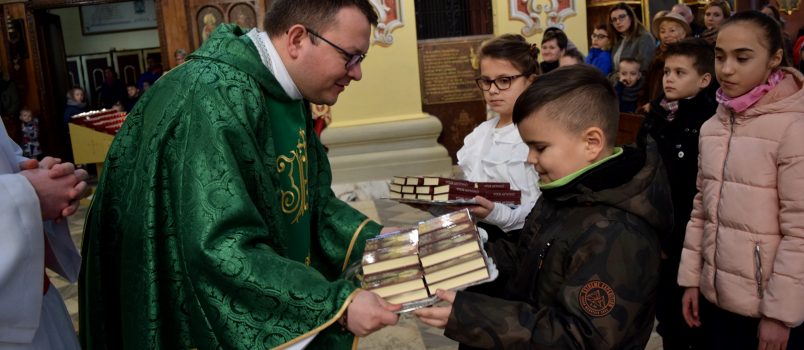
[79,24,382,349]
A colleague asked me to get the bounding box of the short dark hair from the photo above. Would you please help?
[561,48,584,62]
[619,57,641,69]
[264,0,378,36]
[720,11,788,67]
[542,28,568,50]
[664,38,714,76]
[513,65,619,146]
[479,34,541,76]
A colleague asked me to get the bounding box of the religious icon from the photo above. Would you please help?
[197,6,223,44]
[228,4,257,30]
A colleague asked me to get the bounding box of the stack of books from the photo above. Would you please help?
[68,109,127,135]
[388,176,520,206]
[361,209,495,311]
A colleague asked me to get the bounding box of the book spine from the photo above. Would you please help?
[475,182,511,190]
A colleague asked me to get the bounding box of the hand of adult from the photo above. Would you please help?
[757,317,790,350]
[18,156,61,172]
[681,287,701,328]
[345,290,401,337]
[20,167,80,220]
[467,196,494,219]
[413,289,456,329]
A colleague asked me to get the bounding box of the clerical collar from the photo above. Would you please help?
[246,29,303,100]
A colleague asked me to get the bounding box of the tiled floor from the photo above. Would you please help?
[56,197,663,349]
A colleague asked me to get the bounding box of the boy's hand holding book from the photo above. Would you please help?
[413,289,456,329]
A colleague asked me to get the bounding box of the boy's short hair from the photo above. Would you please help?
[561,48,584,62]
[664,38,714,76]
[513,65,619,146]
[618,57,640,69]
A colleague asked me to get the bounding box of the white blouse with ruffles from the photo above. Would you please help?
[456,116,540,232]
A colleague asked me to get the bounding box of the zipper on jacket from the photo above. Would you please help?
[712,112,736,301]
[537,240,554,271]
[754,243,764,298]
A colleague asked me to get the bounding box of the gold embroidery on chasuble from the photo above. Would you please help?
[276,129,309,224]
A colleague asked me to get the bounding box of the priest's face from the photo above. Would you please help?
[295,6,371,105]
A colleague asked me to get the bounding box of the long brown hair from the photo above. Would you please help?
[479,34,541,76]
[607,2,647,41]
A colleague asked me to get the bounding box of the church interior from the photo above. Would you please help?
[1,0,801,348]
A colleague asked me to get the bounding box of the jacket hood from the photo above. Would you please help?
[542,141,673,237]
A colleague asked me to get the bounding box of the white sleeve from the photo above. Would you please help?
[0,174,45,344]
[482,164,541,232]
[484,200,537,232]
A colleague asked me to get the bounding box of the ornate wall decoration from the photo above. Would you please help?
[310,104,332,136]
[509,0,577,36]
[370,0,404,46]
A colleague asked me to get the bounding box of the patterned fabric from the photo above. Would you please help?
[79,24,381,349]
[659,98,679,121]
[20,118,40,159]
[446,141,673,349]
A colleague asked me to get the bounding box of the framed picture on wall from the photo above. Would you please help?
[80,0,158,35]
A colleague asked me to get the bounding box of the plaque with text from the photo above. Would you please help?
[418,37,488,105]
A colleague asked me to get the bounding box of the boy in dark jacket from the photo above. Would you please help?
[416,65,672,349]
[638,38,718,350]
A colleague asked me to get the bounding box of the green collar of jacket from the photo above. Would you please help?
[539,147,623,190]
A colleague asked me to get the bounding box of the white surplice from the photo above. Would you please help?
[0,121,80,350]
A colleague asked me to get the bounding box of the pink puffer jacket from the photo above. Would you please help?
[678,68,804,328]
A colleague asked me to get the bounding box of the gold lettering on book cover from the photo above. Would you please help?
[276,129,309,224]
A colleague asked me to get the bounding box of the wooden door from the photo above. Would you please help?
[113,50,144,88]
[33,11,72,160]
[415,0,493,163]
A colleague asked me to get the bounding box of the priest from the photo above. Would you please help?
[79,1,399,349]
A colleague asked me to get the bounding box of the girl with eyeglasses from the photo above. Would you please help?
[456,34,541,242]
[586,23,613,75]
[607,2,655,83]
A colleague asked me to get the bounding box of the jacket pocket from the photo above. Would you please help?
[754,243,764,298]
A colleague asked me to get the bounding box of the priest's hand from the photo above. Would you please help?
[468,196,494,219]
[346,290,401,336]
[414,289,456,329]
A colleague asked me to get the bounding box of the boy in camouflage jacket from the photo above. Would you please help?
[416,65,673,349]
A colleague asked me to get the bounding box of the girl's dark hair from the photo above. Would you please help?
[479,34,541,76]
[761,4,782,23]
[542,28,568,50]
[607,2,646,40]
[720,11,789,67]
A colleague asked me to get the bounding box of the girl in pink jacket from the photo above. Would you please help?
[678,11,804,350]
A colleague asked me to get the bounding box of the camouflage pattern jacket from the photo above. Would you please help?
[445,143,673,349]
